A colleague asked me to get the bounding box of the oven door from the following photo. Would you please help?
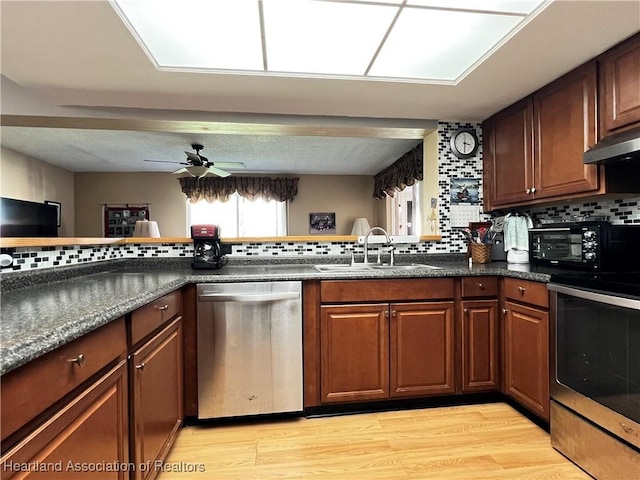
[549,283,640,450]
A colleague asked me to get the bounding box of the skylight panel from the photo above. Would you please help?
[111,0,550,83]
[113,0,263,71]
[369,7,522,80]
[262,0,398,76]
[406,0,545,15]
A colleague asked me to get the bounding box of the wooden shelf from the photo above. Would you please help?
[1,235,441,249]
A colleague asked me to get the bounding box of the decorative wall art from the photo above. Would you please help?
[309,212,336,234]
[450,178,481,204]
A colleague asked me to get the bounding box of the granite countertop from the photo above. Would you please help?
[0,256,555,376]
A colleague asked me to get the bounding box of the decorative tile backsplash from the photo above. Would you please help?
[3,121,638,274]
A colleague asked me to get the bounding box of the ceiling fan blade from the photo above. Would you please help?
[205,166,231,178]
[144,159,184,164]
[215,162,246,169]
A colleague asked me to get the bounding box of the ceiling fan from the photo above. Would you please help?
[144,144,245,178]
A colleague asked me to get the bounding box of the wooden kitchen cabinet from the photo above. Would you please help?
[483,62,599,209]
[318,278,455,405]
[390,302,455,398]
[599,33,640,137]
[502,278,550,421]
[129,317,183,480]
[482,98,534,209]
[461,277,498,393]
[320,304,389,403]
[1,361,129,479]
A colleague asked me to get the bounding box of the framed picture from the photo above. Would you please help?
[450,178,480,204]
[309,212,336,234]
[44,200,62,227]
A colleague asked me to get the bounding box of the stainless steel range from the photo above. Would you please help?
[549,271,640,479]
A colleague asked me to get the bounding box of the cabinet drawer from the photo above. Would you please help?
[503,278,549,308]
[462,276,498,298]
[1,317,126,444]
[130,290,182,346]
[321,278,455,303]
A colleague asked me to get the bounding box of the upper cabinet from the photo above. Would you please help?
[483,32,640,211]
[483,62,598,210]
[599,33,640,137]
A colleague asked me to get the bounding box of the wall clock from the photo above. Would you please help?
[450,128,479,159]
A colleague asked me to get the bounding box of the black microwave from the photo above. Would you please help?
[529,221,640,271]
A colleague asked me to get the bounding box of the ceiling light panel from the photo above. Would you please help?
[262,0,399,76]
[369,7,522,80]
[113,0,263,71]
[406,0,546,15]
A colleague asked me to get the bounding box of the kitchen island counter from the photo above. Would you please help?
[1,257,554,375]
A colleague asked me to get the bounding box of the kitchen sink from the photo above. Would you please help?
[313,263,441,273]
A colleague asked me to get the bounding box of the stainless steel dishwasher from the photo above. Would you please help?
[196,281,303,419]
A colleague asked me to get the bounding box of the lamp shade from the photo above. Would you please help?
[351,218,371,236]
[132,219,161,238]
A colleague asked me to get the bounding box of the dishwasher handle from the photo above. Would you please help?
[198,291,300,303]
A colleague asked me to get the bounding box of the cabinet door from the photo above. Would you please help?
[600,33,640,136]
[482,98,534,209]
[1,361,129,479]
[130,318,183,480]
[462,300,498,392]
[390,302,455,398]
[503,301,550,421]
[320,304,389,403]
[533,62,599,199]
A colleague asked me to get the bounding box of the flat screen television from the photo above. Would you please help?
[0,197,58,237]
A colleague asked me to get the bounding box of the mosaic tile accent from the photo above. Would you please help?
[1,243,194,273]
[524,197,640,225]
[434,121,491,254]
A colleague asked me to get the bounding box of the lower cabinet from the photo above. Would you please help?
[1,361,129,479]
[320,301,455,404]
[461,300,499,392]
[129,318,183,480]
[502,278,550,421]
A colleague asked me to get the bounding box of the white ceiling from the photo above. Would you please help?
[0,0,639,176]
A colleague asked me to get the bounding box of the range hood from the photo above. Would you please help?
[584,126,640,165]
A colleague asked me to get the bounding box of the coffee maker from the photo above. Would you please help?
[191,224,227,270]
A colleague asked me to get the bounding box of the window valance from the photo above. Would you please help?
[179,176,299,203]
[373,143,423,199]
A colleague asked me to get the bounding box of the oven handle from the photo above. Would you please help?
[548,283,640,310]
[529,227,572,232]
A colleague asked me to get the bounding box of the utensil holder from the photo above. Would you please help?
[470,243,492,263]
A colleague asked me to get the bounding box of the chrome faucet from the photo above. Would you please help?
[362,226,390,265]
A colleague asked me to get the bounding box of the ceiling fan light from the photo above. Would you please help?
[185,165,210,177]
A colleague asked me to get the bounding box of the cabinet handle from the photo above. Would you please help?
[391,310,397,317]
[477,283,484,289]
[136,362,146,371]
[502,308,508,314]
[385,310,389,318]
[518,286,526,294]
[526,188,531,194]
[463,308,469,313]
[155,304,169,311]
[531,187,536,194]
[67,353,86,367]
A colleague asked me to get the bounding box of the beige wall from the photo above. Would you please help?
[0,147,75,236]
[74,172,187,237]
[289,175,380,235]
[74,172,380,237]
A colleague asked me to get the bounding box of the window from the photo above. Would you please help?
[387,182,421,236]
[187,193,287,237]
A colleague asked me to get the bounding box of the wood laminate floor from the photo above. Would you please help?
[156,402,592,480]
